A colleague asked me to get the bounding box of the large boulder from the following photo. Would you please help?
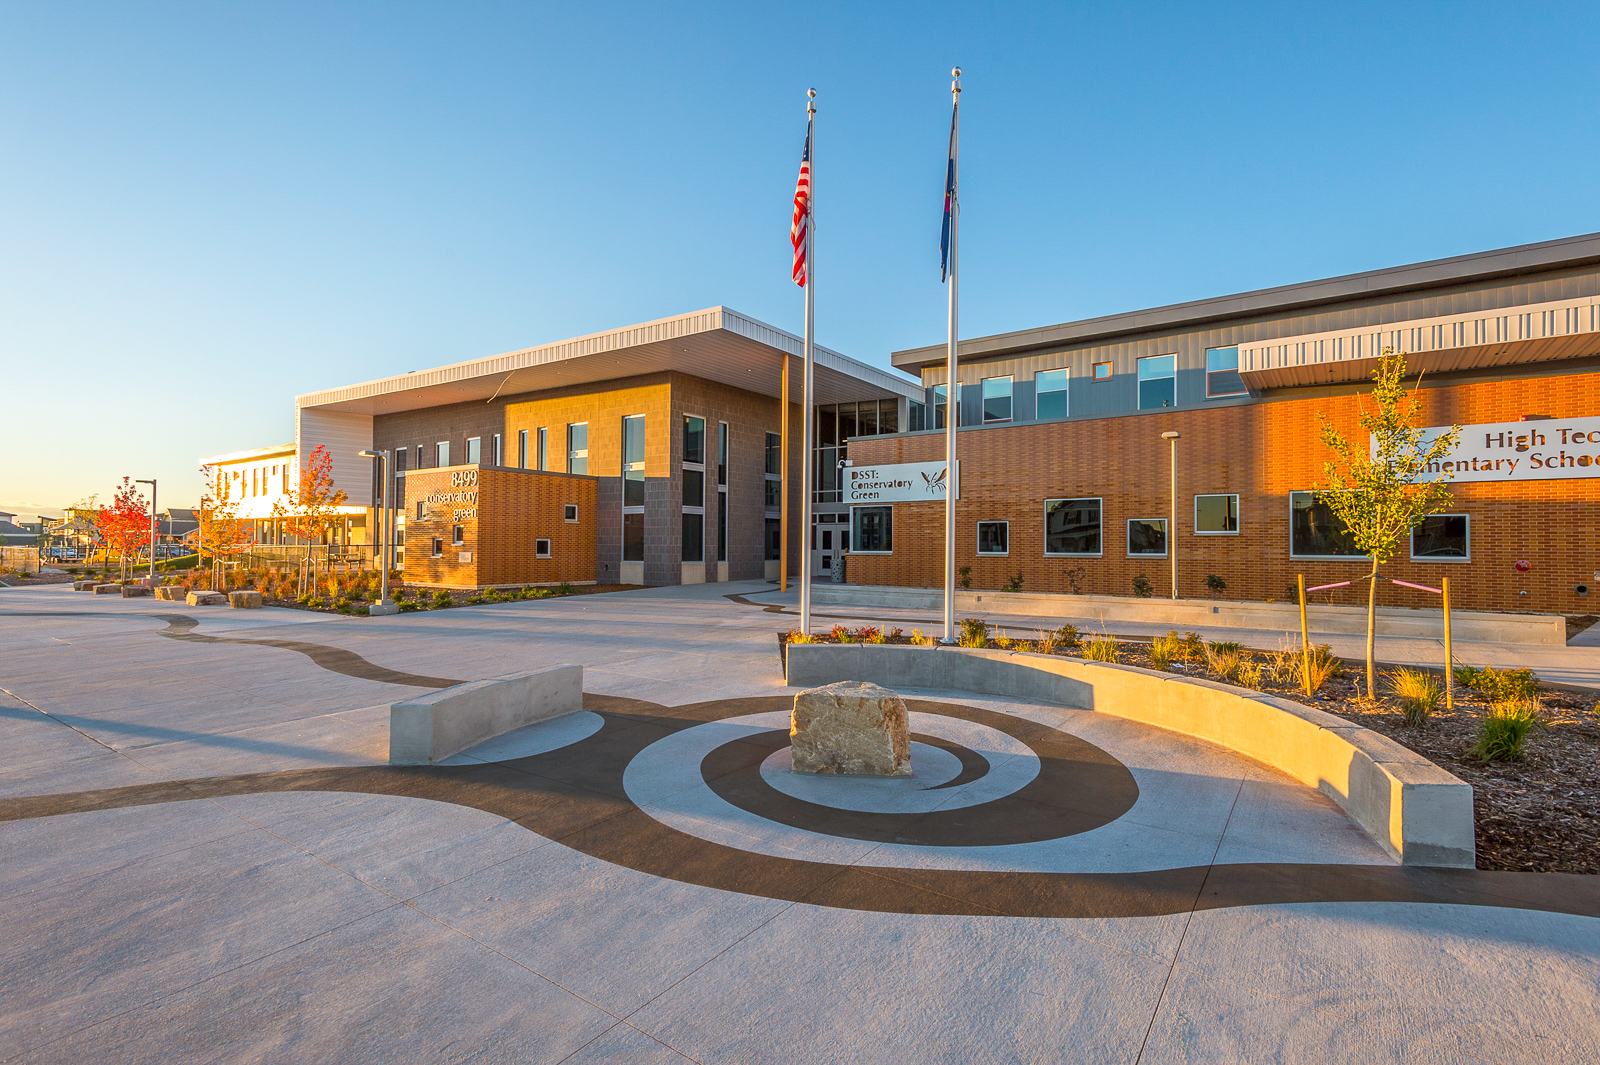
[186,590,228,606]
[790,680,912,776]
[154,586,188,601]
[228,590,264,609]
[120,584,152,597]
[92,584,123,595]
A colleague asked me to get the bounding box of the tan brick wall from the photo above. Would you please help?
[401,466,596,589]
[845,370,1600,615]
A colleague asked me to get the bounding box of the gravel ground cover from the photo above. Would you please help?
[780,623,1600,875]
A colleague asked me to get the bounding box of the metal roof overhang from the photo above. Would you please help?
[297,306,919,417]
[1243,333,1600,390]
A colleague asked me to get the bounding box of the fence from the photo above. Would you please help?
[0,547,41,574]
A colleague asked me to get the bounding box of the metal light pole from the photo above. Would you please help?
[941,66,961,644]
[1161,432,1179,599]
[134,478,156,583]
[358,450,397,614]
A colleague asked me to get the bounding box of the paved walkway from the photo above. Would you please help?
[750,585,1600,689]
[0,581,1595,1063]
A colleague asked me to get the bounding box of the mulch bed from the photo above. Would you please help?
[780,625,1600,874]
[231,583,644,615]
[2,571,76,586]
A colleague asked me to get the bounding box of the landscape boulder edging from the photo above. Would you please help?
[784,642,1474,868]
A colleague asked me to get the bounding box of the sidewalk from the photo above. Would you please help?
[746,586,1600,690]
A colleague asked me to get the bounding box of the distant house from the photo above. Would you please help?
[0,513,36,548]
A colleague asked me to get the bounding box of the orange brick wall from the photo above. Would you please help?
[401,466,596,589]
[845,370,1600,615]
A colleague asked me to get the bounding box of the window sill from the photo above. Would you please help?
[1194,530,1241,536]
[1045,552,1103,558]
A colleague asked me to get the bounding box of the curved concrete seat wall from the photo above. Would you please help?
[390,664,583,765]
[785,643,1474,868]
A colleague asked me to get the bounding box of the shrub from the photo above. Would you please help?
[1002,571,1024,593]
[1051,623,1080,649]
[1237,660,1266,690]
[868,627,888,644]
[1460,665,1539,705]
[1205,573,1226,595]
[1148,634,1179,670]
[1390,667,1443,727]
[1083,636,1118,663]
[786,629,815,644]
[557,582,574,595]
[1131,575,1153,598]
[993,631,1013,650]
[831,624,852,643]
[431,590,453,609]
[1204,642,1245,684]
[1471,700,1543,761]
[957,617,988,648]
[909,628,929,646]
[853,626,881,643]
[888,627,904,640]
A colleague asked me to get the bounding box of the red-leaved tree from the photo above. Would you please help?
[271,445,348,593]
[97,478,151,580]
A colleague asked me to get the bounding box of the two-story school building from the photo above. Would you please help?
[840,232,1600,617]
[291,307,921,590]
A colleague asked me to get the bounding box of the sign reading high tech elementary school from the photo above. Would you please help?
[1408,416,1600,482]
[846,461,960,503]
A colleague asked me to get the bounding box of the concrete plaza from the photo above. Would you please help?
[0,581,1596,1063]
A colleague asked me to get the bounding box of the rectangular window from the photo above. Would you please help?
[416,445,424,469]
[492,434,502,467]
[416,500,424,521]
[537,428,547,471]
[452,524,464,545]
[682,512,704,562]
[933,385,948,430]
[683,416,705,464]
[764,431,782,510]
[682,469,704,508]
[431,538,443,557]
[852,505,893,553]
[1290,491,1365,558]
[394,448,406,473]
[1127,518,1167,557]
[623,513,645,562]
[436,441,450,468]
[908,399,926,432]
[623,415,646,507]
[517,430,527,469]
[1206,346,1247,398]
[878,399,898,435]
[1035,369,1068,420]
[466,437,481,465]
[718,422,728,486]
[567,423,588,475]
[564,504,579,522]
[858,402,877,438]
[717,491,727,562]
[765,478,782,508]
[818,406,837,447]
[838,403,857,442]
[1092,361,1112,382]
[1412,514,1469,560]
[977,521,1008,555]
[981,376,1013,423]
[1194,494,1240,535]
[536,538,551,558]
[765,517,781,561]
[1137,355,1176,409]
[1045,498,1102,556]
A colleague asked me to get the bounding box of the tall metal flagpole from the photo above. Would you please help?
[800,88,817,633]
[942,68,961,644]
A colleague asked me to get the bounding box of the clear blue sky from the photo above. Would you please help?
[5,1,1597,513]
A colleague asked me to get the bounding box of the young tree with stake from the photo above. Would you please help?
[196,466,255,589]
[1315,351,1461,698]
[97,479,150,581]
[270,445,348,594]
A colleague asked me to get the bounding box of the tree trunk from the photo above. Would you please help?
[1365,560,1380,700]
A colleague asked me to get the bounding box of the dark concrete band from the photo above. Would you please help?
[2,693,1596,922]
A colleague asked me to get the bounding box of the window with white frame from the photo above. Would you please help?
[622,415,645,562]
[717,422,728,563]
[536,538,551,558]
[1044,498,1101,555]
[431,537,442,557]
[977,521,1008,555]
[1035,368,1068,420]
[1206,346,1247,397]
[492,434,502,466]
[1194,494,1239,534]
[1127,518,1167,556]
[1412,514,1469,560]
[981,376,1012,423]
[682,415,705,563]
[564,504,579,522]
[567,424,588,475]
[452,524,464,545]
[466,437,481,464]
[852,505,892,553]
[537,427,547,471]
[764,432,782,510]
[436,441,449,467]
[1137,355,1176,409]
[1289,492,1365,558]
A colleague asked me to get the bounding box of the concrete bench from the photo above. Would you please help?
[786,643,1475,868]
[186,590,227,606]
[228,591,263,609]
[390,664,584,765]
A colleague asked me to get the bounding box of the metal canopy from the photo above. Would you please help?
[297,306,919,416]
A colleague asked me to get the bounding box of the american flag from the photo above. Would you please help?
[791,128,811,287]
[940,108,956,282]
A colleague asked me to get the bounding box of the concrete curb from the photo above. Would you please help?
[785,643,1475,868]
[389,664,583,765]
[811,584,1565,646]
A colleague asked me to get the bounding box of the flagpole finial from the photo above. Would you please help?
[951,67,961,96]
[808,87,816,98]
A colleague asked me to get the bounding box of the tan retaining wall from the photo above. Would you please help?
[785,642,1474,868]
